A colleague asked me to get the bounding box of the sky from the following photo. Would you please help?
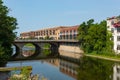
[3,0,120,36]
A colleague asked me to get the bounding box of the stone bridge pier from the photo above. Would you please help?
[13,43,24,57]
[50,43,60,55]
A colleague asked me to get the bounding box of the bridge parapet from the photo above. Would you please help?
[14,39,79,43]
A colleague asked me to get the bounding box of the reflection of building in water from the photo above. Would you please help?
[113,64,120,80]
[59,59,78,79]
[45,59,60,67]
[45,59,78,79]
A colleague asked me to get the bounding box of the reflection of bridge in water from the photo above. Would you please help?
[12,40,82,59]
[22,50,34,57]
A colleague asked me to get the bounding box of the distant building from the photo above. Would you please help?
[107,16,120,53]
[59,25,79,40]
[20,25,79,40]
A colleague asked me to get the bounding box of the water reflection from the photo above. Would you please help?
[22,50,34,57]
[3,47,120,80]
[45,57,120,80]
[22,46,35,57]
[45,58,79,79]
[7,59,76,80]
[59,59,78,79]
[77,57,114,80]
[11,45,16,56]
[0,72,10,80]
[2,56,120,80]
[113,64,120,80]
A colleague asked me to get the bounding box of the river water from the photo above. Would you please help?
[1,47,120,80]
[1,56,120,80]
[6,59,76,80]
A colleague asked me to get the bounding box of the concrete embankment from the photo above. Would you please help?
[58,45,120,62]
[59,45,83,59]
[59,45,83,53]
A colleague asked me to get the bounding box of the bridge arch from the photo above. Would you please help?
[12,42,41,58]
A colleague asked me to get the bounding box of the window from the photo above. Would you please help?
[111,20,114,25]
[117,28,120,33]
[117,77,120,80]
[111,36,114,41]
[117,67,120,73]
[111,28,114,33]
[53,30,55,35]
[117,45,120,50]
[117,36,120,41]
[70,30,72,34]
[66,30,68,34]
[60,32,62,35]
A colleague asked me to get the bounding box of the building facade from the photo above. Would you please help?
[107,16,120,53]
[20,25,79,40]
[59,25,79,40]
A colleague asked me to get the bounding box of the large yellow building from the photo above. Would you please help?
[20,25,79,40]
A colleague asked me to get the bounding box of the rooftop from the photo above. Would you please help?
[113,22,120,27]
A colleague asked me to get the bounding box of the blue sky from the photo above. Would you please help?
[3,0,120,36]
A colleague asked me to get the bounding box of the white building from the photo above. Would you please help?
[107,16,120,54]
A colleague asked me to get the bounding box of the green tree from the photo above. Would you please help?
[0,0,17,65]
[78,19,113,54]
[77,19,94,53]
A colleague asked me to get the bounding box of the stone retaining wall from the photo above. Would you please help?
[59,45,83,59]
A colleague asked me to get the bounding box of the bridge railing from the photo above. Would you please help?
[14,39,79,43]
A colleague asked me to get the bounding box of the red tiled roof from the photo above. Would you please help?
[113,22,120,27]
[36,26,68,31]
[60,25,79,32]
[107,16,116,20]
[21,31,30,34]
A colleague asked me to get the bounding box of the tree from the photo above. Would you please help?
[77,19,95,53]
[0,0,17,65]
[77,19,113,54]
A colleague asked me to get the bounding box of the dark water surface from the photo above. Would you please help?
[1,56,120,80]
[1,47,120,80]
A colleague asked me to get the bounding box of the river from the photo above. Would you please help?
[1,56,120,80]
[1,47,120,80]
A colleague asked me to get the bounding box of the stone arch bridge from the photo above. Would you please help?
[12,40,80,59]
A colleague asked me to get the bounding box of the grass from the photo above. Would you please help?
[85,53,120,62]
[24,43,35,48]
[44,43,50,49]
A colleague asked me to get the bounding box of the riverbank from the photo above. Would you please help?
[85,54,120,62]
[0,66,32,71]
